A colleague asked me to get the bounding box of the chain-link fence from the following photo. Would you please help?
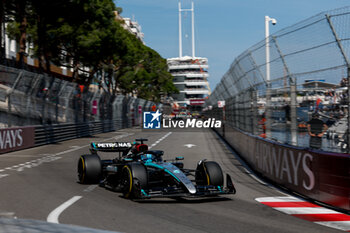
[206,7,350,153]
[0,65,162,129]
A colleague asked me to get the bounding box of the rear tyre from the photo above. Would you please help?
[121,163,148,198]
[195,161,224,186]
[77,154,102,184]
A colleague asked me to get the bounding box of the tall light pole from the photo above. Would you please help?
[265,16,277,139]
[178,1,195,58]
[191,1,195,58]
[178,1,182,58]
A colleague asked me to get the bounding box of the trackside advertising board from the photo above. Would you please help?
[220,125,350,211]
[0,126,35,154]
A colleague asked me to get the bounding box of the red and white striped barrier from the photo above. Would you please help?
[256,196,350,232]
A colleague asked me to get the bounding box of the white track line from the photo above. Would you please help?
[316,221,350,231]
[47,196,82,224]
[0,174,9,179]
[0,133,134,178]
[0,212,16,218]
[148,132,172,149]
[83,185,98,192]
[242,167,267,186]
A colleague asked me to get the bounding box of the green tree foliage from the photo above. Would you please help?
[3,0,177,101]
[5,0,33,68]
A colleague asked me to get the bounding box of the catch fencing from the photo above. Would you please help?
[207,7,350,153]
[0,64,171,153]
[0,64,164,129]
[206,7,350,212]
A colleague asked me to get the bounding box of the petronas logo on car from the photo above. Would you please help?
[96,142,131,148]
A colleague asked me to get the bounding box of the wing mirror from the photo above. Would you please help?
[175,156,184,161]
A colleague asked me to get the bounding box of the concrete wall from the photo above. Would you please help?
[215,123,350,212]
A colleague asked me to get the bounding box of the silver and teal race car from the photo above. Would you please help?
[77,139,236,199]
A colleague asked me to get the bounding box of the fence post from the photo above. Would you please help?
[6,71,23,126]
[235,96,239,128]
[252,89,258,135]
[290,78,298,145]
[265,83,271,138]
[248,51,267,86]
[271,36,298,146]
[7,91,11,126]
[326,14,350,152]
[348,67,350,152]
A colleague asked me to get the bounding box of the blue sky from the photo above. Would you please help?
[116,0,350,90]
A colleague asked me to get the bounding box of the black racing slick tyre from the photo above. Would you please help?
[121,163,148,198]
[195,161,224,186]
[77,154,102,184]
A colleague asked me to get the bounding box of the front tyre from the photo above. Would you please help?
[195,161,224,186]
[121,163,148,198]
[77,154,102,184]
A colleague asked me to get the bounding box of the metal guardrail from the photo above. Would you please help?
[34,120,123,146]
[0,120,127,154]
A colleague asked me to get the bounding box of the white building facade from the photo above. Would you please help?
[167,56,210,106]
[115,12,145,44]
[167,2,210,108]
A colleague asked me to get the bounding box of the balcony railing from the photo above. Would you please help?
[168,64,209,70]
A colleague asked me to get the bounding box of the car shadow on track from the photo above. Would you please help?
[130,196,233,204]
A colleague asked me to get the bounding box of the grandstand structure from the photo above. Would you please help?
[167,1,210,109]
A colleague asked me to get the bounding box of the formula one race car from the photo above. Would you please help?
[77,139,236,199]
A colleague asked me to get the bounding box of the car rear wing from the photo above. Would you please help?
[90,142,132,152]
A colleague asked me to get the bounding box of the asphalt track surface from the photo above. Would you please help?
[0,128,343,233]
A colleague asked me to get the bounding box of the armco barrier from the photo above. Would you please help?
[0,120,122,154]
[217,124,350,212]
[34,120,120,146]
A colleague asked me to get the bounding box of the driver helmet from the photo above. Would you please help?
[140,154,153,162]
